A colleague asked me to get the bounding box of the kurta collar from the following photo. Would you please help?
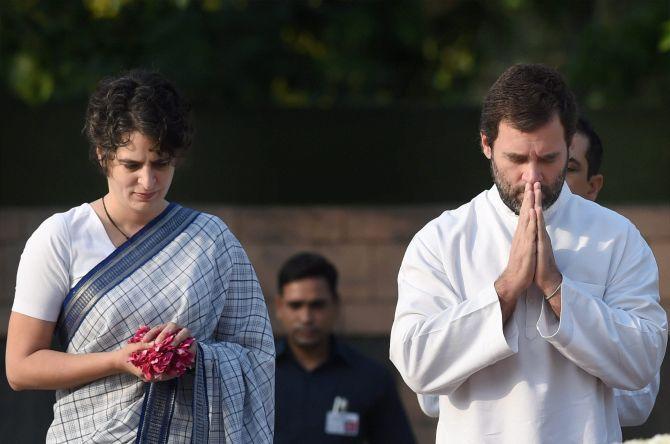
[542,182,572,223]
[487,184,518,222]
[487,182,572,224]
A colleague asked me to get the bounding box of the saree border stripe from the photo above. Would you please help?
[136,379,178,444]
[57,203,199,348]
[191,343,210,443]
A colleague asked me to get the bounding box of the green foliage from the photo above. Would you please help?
[660,20,670,52]
[7,53,54,104]
[0,0,668,107]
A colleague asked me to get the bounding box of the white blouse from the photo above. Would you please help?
[12,203,115,322]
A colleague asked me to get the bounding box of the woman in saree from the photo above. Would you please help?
[5,70,275,443]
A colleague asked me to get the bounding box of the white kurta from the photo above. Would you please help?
[390,184,667,444]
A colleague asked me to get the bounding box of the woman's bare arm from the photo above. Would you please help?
[5,312,147,391]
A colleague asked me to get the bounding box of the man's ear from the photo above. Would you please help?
[587,174,604,201]
[481,133,493,159]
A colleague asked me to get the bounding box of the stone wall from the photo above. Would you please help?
[1,205,668,442]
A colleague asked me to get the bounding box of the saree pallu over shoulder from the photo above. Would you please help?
[47,205,275,443]
[57,203,198,348]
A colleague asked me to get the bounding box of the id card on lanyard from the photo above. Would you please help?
[325,396,360,437]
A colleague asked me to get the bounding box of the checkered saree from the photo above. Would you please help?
[51,204,275,443]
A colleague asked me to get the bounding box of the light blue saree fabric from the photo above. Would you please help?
[50,204,275,443]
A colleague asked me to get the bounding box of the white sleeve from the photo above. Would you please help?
[12,213,71,322]
[615,371,660,426]
[417,394,440,418]
[537,225,668,391]
[390,227,518,396]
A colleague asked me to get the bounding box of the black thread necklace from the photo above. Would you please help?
[102,196,130,240]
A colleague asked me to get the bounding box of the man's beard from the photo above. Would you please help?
[490,160,566,215]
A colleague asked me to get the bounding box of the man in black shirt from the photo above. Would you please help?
[274,252,415,444]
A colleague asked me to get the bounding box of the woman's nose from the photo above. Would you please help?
[138,166,156,188]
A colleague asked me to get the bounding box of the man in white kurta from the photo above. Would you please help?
[389,64,667,443]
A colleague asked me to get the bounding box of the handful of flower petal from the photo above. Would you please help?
[127,325,195,380]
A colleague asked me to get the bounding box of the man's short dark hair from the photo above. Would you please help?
[480,63,578,148]
[278,252,339,301]
[84,69,193,173]
[576,116,604,179]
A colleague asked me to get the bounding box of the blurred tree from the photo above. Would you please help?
[660,19,670,52]
[0,0,668,107]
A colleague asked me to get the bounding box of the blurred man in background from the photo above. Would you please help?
[274,252,415,444]
[565,116,604,201]
[568,116,661,427]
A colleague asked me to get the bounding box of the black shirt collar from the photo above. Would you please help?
[276,336,355,368]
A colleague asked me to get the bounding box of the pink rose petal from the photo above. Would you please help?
[126,325,196,379]
[128,325,151,344]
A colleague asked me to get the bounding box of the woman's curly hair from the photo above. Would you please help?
[84,69,193,173]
